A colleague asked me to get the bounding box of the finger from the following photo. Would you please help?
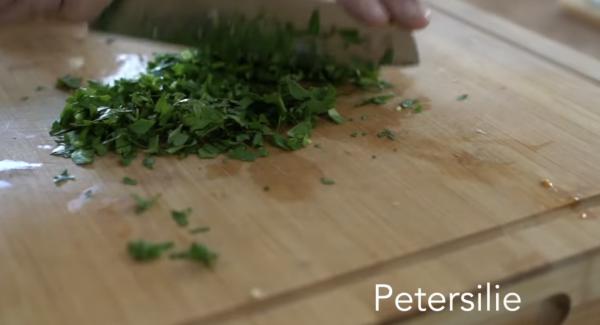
[380,0,430,29]
[59,0,112,22]
[0,0,62,24]
[0,0,32,24]
[337,0,390,26]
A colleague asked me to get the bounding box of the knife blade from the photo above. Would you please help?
[92,0,419,66]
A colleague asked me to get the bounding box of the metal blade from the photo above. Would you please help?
[92,0,419,65]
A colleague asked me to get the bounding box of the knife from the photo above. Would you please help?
[91,0,419,66]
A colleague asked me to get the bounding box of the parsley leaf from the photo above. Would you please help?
[127,240,173,262]
[457,94,469,101]
[56,74,82,91]
[122,176,138,186]
[377,129,397,141]
[327,108,346,124]
[358,94,395,107]
[53,169,75,186]
[171,208,192,227]
[320,177,336,185]
[142,156,155,170]
[170,243,218,267]
[190,227,211,234]
[399,99,423,113]
[132,194,160,214]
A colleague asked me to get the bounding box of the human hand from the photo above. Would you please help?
[0,0,112,24]
[338,0,430,29]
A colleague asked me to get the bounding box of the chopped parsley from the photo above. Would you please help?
[320,177,336,185]
[132,194,160,214]
[49,11,392,165]
[190,227,211,234]
[377,129,396,141]
[170,243,218,267]
[357,94,395,107]
[142,156,155,170]
[53,169,76,186]
[399,99,423,112]
[171,208,192,227]
[122,176,138,186]
[457,94,469,101]
[127,240,173,262]
[56,74,82,91]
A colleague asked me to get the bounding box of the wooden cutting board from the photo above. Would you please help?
[1,1,600,324]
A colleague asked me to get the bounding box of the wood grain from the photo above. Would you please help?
[1,2,600,325]
[464,0,600,60]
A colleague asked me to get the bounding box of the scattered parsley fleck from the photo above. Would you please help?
[127,240,173,262]
[53,169,75,186]
[357,94,395,107]
[56,74,82,91]
[350,131,359,138]
[320,177,336,185]
[327,108,346,124]
[35,86,45,92]
[190,227,211,234]
[132,194,160,214]
[170,243,218,267]
[122,176,138,186]
[171,208,192,227]
[142,156,155,170]
[457,94,469,101]
[377,129,396,141]
[399,99,423,113]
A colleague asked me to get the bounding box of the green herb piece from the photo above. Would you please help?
[142,156,155,170]
[56,74,82,91]
[399,99,423,113]
[122,176,138,186]
[171,208,192,227]
[327,108,345,124]
[71,149,94,165]
[190,227,211,234]
[457,94,469,101]
[132,194,160,214]
[320,177,336,185]
[170,243,218,267]
[377,128,396,141]
[350,131,359,138]
[127,240,173,262]
[129,119,155,136]
[358,94,395,107]
[53,169,75,186]
[228,146,258,162]
[49,11,391,166]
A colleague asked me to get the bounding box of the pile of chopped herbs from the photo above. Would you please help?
[50,11,392,166]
